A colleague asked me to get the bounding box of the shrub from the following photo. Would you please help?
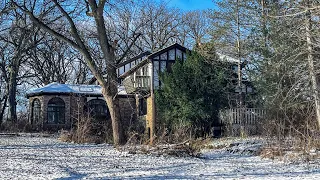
[156,51,233,140]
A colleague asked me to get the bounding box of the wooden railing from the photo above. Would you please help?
[135,76,150,88]
[220,108,266,136]
[221,108,266,125]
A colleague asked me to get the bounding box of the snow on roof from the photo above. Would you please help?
[26,82,128,97]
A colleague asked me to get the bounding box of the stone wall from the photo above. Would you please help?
[28,94,137,131]
[29,95,71,131]
[28,96,44,130]
[44,95,71,131]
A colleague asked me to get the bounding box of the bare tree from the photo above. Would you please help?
[0,47,8,124]
[12,0,143,145]
[137,0,183,51]
[183,10,210,48]
[305,0,320,128]
[27,34,88,85]
[0,4,37,122]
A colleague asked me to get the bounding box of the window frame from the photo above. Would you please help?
[85,99,110,118]
[47,97,65,124]
[31,98,41,124]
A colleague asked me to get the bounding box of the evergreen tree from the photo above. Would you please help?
[155,51,232,137]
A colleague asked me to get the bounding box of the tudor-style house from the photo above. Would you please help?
[115,43,189,135]
[26,43,252,133]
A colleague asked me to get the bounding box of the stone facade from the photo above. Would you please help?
[29,95,72,131]
[28,94,137,131]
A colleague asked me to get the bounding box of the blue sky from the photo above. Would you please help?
[164,0,215,11]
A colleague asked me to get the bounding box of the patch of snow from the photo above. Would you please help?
[0,136,319,179]
[226,139,264,156]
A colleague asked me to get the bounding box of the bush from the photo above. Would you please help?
[156,51,233,140]
[59,114,112,144]
[0,111,32,132]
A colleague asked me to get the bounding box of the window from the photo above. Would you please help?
[47,97,65,124]
[139,98,147,116]
[131,61,135,67]
[153,61,159,88]
[160,61,166,72]
[160,52,167,60]
[176,49,182,59]
[167,61,175,73]
[85,99,109,118]
[183,52,187,60]
[169,49,175,60]
[31,99,41,124]
[125,63,130,72]
[119,66,125,75]
[136,66,150,88]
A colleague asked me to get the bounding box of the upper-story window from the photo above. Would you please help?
[135,65,150,88]
[119,66,125,76]
[176,49,183,59]
[160,53,167,60]
[125,63,130,72]
[169,49,175,60]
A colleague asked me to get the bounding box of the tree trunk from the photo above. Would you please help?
[103,91,126,145]
[0,94,8,124]
[305,5,320,129]
[8,64,18,122]
[236,0,243,108]
[14,0,128,145]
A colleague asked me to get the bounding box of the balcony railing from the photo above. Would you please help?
[135,76,151,89]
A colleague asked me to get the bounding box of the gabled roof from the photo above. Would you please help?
[117,51,151,67]
[88,51,151,84]
[148,43,188,59]
[118,58,150,79]
[118,43,189,79]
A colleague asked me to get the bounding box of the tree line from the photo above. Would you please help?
[0,0,319,145]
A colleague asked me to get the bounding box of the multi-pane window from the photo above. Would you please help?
[85,99,109,118]
[47,97,65,124]
[160,61,166,72]
[136,66,150,88]
[32,99,41,124]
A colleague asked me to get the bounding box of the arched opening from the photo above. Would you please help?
[84,99,110,118]
[31,98,41,125]
[47,97,65,124]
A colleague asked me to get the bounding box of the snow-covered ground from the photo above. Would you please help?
[0,134,319,179]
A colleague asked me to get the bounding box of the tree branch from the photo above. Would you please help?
[116,33,142,65]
